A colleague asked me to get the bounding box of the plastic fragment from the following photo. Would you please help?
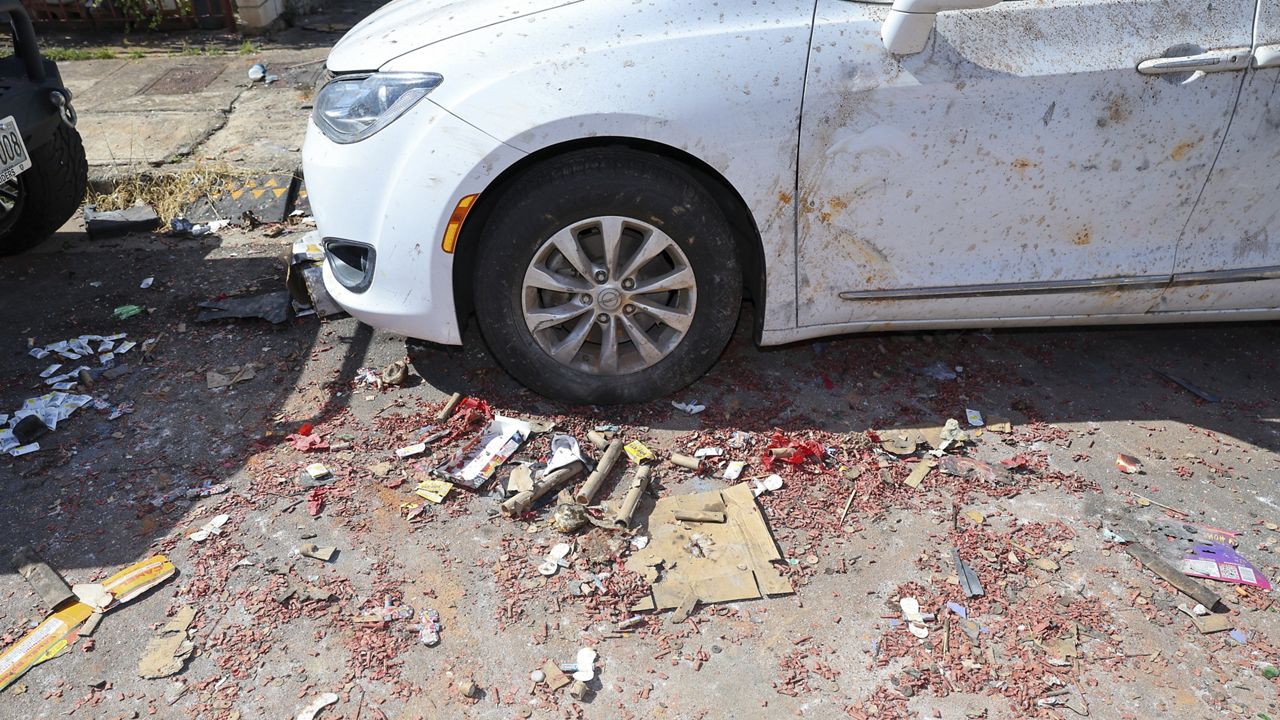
[572,647,597,681]
[672,400,706,414]
[295,692,339,720]
[189,514,229,542]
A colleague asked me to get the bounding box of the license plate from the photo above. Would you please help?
[0,116,32,184]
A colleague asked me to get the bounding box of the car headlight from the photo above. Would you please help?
[313,71,443,144]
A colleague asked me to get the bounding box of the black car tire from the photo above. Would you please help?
[473,148,743,404]
[0,122,88,255]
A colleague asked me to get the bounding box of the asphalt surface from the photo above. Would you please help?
[2,222,1280,719]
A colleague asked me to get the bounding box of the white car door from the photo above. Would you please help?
[796,0,1255,329]
[1155,0,1280,314]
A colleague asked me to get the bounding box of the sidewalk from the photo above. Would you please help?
[59,47,329,187]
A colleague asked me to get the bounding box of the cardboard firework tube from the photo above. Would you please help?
[576,438,625,504]
[435,392,463,422]
[669,453,701,471]
[613,465,653,528]
[586,430,612,451]
[501,461,584,517]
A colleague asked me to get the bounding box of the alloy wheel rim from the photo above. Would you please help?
[521,215,697,376]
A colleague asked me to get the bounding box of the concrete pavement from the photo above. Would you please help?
[4,222,1280,719]
[59,48,328,187]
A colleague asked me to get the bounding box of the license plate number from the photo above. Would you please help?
[0,116,32,184]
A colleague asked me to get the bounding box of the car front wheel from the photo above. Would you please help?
[473,148,742,404]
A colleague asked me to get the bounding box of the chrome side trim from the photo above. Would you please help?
[837,265,1280,301]
[837,275,1168,301]
[1170,265,1280,285]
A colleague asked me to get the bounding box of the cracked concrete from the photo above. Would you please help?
[59,49,327,186]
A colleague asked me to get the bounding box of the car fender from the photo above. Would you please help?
[382,0,817,334]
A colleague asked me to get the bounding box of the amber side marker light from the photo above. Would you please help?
[441,194,478,254]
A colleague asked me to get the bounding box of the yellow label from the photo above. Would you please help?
[414,479,454,504]
[624,441,654,464]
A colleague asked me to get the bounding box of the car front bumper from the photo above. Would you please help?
[301,99,524,344]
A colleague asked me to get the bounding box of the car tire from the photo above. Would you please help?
[473,148,742,404]
[0,122,88,255]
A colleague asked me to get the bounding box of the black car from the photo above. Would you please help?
[0,0,86,254]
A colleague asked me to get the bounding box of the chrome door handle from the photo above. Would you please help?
[1138,47,1251,74]
[1256,45,1280,68]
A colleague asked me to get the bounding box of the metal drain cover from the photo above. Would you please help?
[141,65,226,95]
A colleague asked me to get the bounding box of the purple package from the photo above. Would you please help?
[1181,542,1272,590]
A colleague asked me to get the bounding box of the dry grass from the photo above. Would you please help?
[89,164,263,227]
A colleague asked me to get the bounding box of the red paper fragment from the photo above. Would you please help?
[761,433,825,470]
[287,433,329,452]
[307,487,328,516]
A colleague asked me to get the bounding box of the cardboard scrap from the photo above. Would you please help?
[298,544,336,562]
[0,555,176,691]
[1031,557,1059,572]
[78,612,104,637]
[626,482,792,612]
[1179,605,1232,634]
[11,546,75,611]
[880,431,917,455]
[986,417,1013,433]
[507,463,536,495]
[674,510,726,523]
[137,607,196,679]
[669,591,699,624]
[542,661,571,691]
[1041,625,1080,661]
[71,583,113,612]
[903,459,935,489]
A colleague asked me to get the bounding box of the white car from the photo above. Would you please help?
[303,0,1280,404]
